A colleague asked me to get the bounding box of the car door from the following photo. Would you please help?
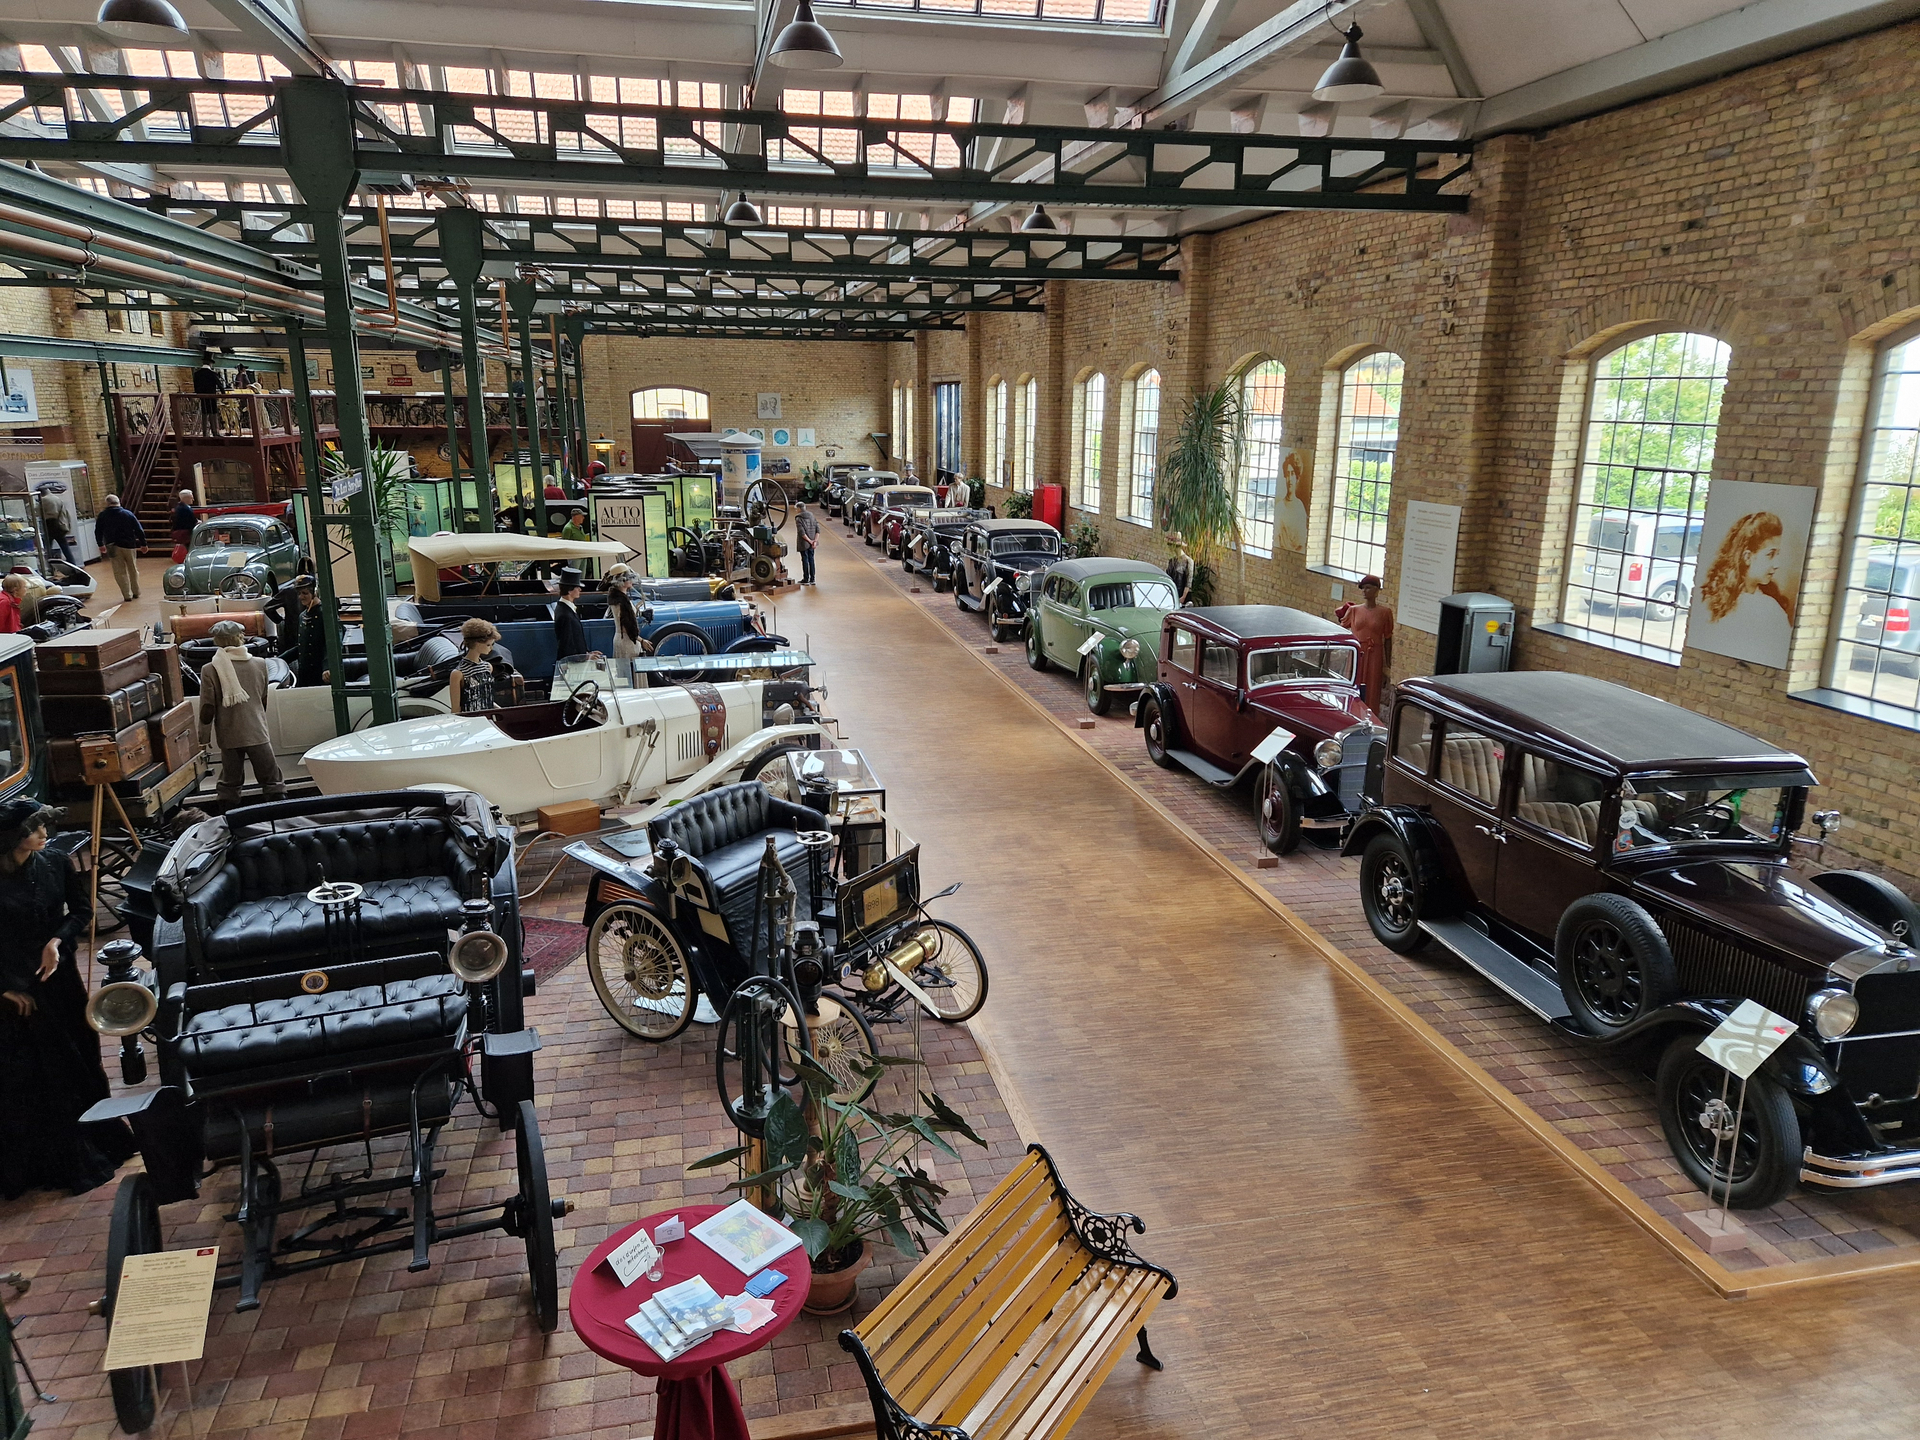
[1424,718,1509,908]
[264,521,296,579]
[961,534,984,600]
[1042,577,1080,666]
[1186,639,1243,765]
[1498,751,1607,942]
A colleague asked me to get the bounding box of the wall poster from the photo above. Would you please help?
[1277,447,1310,553]
[0,365,39,425]
[756,392,782,420]
[1395,500,1462,634]
[1683,479,1817,669]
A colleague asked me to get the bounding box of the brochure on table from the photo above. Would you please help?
[691,1199,806,1274]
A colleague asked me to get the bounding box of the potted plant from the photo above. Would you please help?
[1067,517,1101,558]
[1156,379,1244,600]
[1004,490,1034,520]
[691,1056,986,1315]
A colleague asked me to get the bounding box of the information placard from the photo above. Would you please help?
[1696,1000,1797,1080]
[1395,501,1461,634]
[103,1247,219,1371]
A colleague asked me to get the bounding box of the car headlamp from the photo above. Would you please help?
[1015,573,1031,593]
[1313,738,1344,769]
[1119,638,1140,660]
[164,570,186,593]
[1808,987,1859,1040]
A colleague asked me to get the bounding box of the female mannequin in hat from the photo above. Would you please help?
[1334,574,1394,712]
[0,799,135,1198]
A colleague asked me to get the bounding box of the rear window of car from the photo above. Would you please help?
[1166,628,1197,672]
[1247,646,1356,687]
[1088,579,1178,611]
[193,523,262,547]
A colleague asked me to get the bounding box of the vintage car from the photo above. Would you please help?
[860,486,938,549]
[841,472,904,534]
[162,505,307,601]
[953,518,1063,642]
[901,507,983,588]
[1025,558,1179,716]
[1134,606,1382,853]
[821,463,877,516]
[1345,671,1920,1208]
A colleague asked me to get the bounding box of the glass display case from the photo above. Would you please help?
[783,748,886,874]
[0,494,47,571]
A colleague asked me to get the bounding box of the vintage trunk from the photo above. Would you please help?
[59,723,155,785]
[38,653,151,696]
[37,628,144,671]
[146,699,200,775]
[40,676,164,734]
[143,643,184,709]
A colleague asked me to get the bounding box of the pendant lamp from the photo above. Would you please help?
[769,0,844,70]
[724,193,764,226]
[96,0,190,41]
[1313,23,1384,102]
[1019,202,1060,233]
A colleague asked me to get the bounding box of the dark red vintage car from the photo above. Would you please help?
[1133,606,1383,853]
[860,486,937,547]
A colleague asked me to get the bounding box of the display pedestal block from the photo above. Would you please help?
[983,646,1000,654]
[1677,1208,1749,1254]
[910,586,923,594]
[1077,719,1096,730]
[1255,855,1279,869]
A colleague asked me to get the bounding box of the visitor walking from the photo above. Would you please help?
[796,502,819,586]
[94,494,146,602]
[170,489,197,563]
[198,620,287,808]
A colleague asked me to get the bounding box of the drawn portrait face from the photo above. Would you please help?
[1748,536,1783,589]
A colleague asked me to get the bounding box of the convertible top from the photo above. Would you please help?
[408,533,635,601]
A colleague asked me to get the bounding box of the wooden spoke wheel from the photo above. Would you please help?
[907,921,988,1024]
[509,1099,561,1332]
[587,904,695,1041]
[786,996,879,1105]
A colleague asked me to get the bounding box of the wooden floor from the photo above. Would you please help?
[795,523,1920,1440]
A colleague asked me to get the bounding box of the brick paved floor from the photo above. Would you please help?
[847,528,1920,1275]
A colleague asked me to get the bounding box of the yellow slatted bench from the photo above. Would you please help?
[837,1145,1177,1440]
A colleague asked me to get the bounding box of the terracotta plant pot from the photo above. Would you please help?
[803,1241,871,1316]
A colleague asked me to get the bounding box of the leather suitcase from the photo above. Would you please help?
[38,628,144,671]
[41,677,161,734]
[77,723,154,784]
[146,700,200,774]
[38,652,150,696]
[143,643,184,708]
[171,611,268,641]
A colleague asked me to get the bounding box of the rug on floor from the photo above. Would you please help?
[524,916,588,983]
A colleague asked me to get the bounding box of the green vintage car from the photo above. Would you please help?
[1025,556,1180,715]
[163,509,307,600]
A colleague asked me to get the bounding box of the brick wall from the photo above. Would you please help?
[899,21,1920,881]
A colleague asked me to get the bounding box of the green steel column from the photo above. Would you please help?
[278,75,398,726]
[506,279,547,536]
[439,351,464,518]
[95,359,129,497]
[564,315,589,486]
[286,318,351,734]
[437,208,496,533]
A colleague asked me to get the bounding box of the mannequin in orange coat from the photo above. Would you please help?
[1335,574,1394,713]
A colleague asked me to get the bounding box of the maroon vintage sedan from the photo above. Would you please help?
[1133,606,1383,854]
[860,486,937,548]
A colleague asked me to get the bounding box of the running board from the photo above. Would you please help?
[1167,749,1238,786]
[1421,919,1572,1022]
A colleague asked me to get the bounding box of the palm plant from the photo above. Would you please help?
[1156,378,1244,597]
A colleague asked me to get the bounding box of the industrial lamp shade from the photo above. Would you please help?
[724,193,765,226]
[769,0,844,70]
[1313,24,1384,102]
[96,0,190,41]
[1019,202,1060,233]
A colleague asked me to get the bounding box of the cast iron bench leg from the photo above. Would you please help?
[1135,1327,1164,1371]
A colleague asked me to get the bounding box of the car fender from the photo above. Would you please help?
[1340,802,1444,860]
[1134,681,1179,730]
[1266,749,1331,801]
[1551,996,1842,1100]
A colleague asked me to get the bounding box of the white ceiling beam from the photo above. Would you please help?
[1161,0,1239,85]
[1401,0,1477,98]
[200,0,335,78]
[1133,0,1394,125]
[1476,0,1920,136]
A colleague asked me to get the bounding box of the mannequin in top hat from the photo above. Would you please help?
[0,799,135,1198]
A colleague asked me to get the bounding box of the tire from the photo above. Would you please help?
[743,743,810,801]
[105,1173,161,1433]
[748,555,779,586]
[908,920,988,1023]
[1359,832,1436,954]
[1082,658,1111,716]
[1257,764,1301,856]
[587,903,696,1041]
[1656,1033,1800,1209]
[788,997,879,1105]
[1553,893,1677,1036]
[956,580,971,611]
[1648,581,1688,624]
[1026,623,1050,671]
[646,620,713,657]
[511,1099,560,1332]
[1140,695,1176,769]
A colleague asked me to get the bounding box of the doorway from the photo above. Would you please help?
[630,386,711,472]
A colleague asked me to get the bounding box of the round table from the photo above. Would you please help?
[570,1204,812,1440]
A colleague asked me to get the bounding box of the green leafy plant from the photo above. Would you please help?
[691,1055,986,1266]
[1190,560,1216,607]
[1157,379,1244,596]
[1004,490,1034,520]
[961,477,985,508]
[323,442,411,537]
[1067,517,1101,557]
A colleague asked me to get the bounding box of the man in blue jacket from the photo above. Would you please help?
[93,494,146,602]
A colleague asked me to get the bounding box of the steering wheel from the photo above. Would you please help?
[1668,800,1737,837]
[561,679,607,729]
[666,525,702,573]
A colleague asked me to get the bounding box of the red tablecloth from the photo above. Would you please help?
[570,1204,812,1440]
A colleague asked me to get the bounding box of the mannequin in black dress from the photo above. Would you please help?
[0,799,135,1198]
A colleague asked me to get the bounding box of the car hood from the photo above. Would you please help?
[1091,610,1167,657]
[1630,858,1898,974]
[993,552,1059,574]
[183,547,266,589]
[1251,686,1374,741]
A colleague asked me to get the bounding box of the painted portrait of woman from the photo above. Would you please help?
[1695,509,1793,660]
[1277,450,1310,552]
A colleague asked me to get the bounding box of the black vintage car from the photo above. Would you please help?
[821,464,879,516]
[1345,671,1920,1208]
[903,507,987,590]
[953,518,1062,642]
[842,472,904,534]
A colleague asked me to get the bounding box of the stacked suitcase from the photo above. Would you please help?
[39,629,204,808]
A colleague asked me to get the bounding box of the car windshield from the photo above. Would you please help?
[1088,579,1178,612]
[1616,776,1793,851]
[991,533,1058,555]
[1247,645,1357,687]
[193,524,262,548]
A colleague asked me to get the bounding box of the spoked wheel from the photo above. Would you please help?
[508,1100,561,1332]
[908,921,988,1024]
[1655,1035,1800,1209]
[1359,833,1434,954]
[1553,894,1675,1036]
[786,997,879,1105]
[744,482,790,533]
[104,1172,162,1433]
[716,976,808,1139]
[587,904,695,1041]
[94,837,138,935]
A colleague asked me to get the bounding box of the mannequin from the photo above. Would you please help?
[1335,574,1394,711]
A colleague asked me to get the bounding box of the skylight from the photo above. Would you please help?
[812,0,1161,23]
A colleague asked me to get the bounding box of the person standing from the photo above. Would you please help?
[290,577,327,686]
[192,353,225,434]
[170,489,197,564]
[553,575,591,661]
[448,618,501,714]
[0,575,27,635]
[94,493,146,602]
[198,620,287,807]
[606,567,650,661]
[561,508,597,579]
[1165,532,1195,606]
[795,502,819,586]
[0,799,138,1199]
[1335,574,1395,713]
[35,483,78,564]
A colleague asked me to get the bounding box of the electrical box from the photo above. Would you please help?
[1434,592,1515,675]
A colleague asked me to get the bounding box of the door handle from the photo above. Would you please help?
[1474,823,1508,844]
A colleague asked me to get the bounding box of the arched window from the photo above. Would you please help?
[891,383,905,465]
[1563,331,1730,657]
[988,377,1008,486]
[1827,330,1920,721]
[1072,372,1106,512]
[1236,360,1286,555]
[632,387,709,421]
[1327,353,1402,577]
[903,385,916,467]
[1015,375,1036,492]
[1124,368,1161,525]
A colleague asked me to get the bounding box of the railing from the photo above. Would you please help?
[169,391,305,441]
[112,391,170,517]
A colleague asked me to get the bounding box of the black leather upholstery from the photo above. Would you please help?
[649,781,819,858]
[180,973,468,1080]
[649,783,818,960]
[201,1077,459,1163]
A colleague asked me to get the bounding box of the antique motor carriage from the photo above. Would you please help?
[567,752,987,1123]
[81,789,563,1433]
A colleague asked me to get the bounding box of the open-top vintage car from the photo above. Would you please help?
[821,464,880,517]
[860,486,938,550]
[1025,557,1178,716]
[1346,671,1920,1207]
[162,504,308,602]
[1134,606,1382,853]
[81,788,561,1431]
[953,518,1062,642]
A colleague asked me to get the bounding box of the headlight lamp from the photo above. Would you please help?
[164,571,186,593]
[1015,573,1031,593]
[1313,738,1344,769]
[1808,987,1859,1040]
[1119,638,1140,660]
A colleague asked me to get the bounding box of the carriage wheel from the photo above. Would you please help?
[93,838,138,935]
[785,997,879,1105]
[908,922,989,1024]
[587,904,695,1041]
[104,1172,161,1433]
[716,977,807,1139]
[512,1100,560,1333]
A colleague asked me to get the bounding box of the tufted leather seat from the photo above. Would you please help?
[1439,736,1503,805]
[650,782,820,961]
[180,973,468,1080]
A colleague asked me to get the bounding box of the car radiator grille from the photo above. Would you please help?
[1656,917,1814,1024]
[1325,728,1377,808]
[1832,971,1920,1102]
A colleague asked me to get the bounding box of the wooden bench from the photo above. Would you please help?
[838,1145,1176,1440]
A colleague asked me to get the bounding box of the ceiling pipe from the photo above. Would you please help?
[352,192,399,325]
